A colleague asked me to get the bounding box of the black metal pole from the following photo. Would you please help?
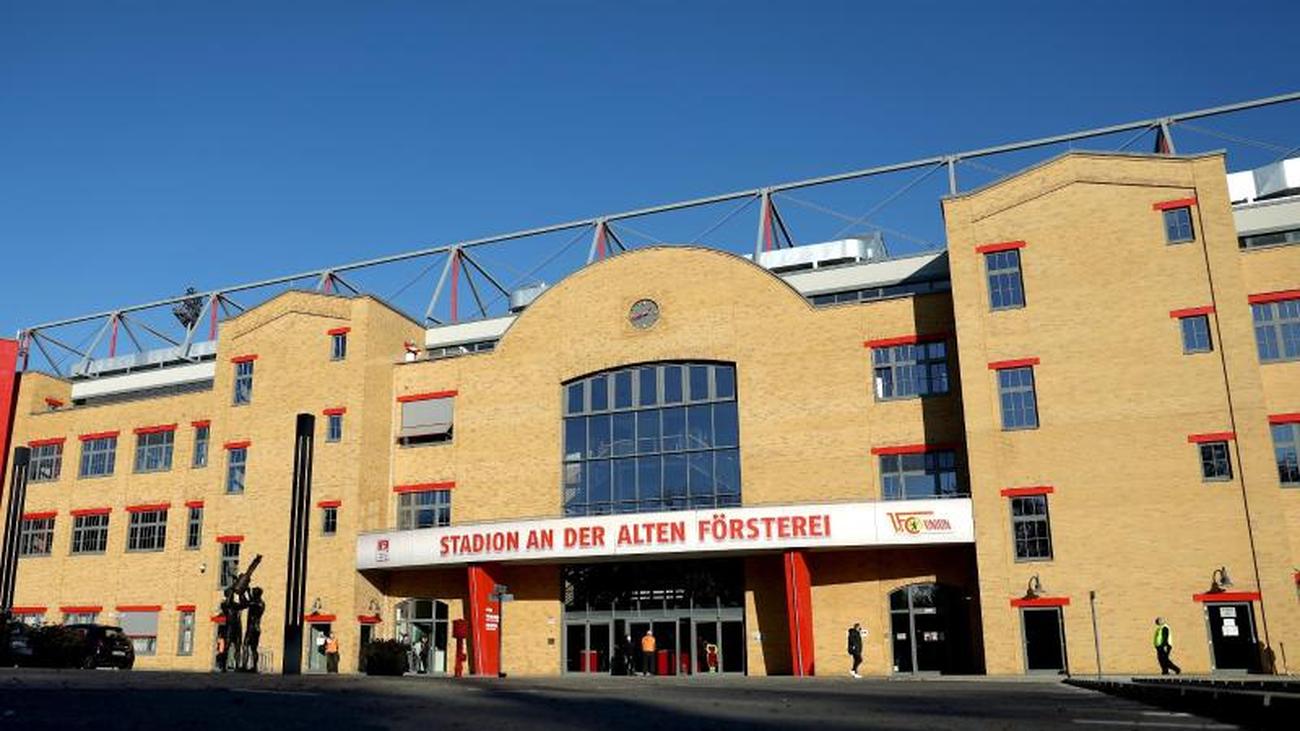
[281,414,315,674]
[0,446,31,612]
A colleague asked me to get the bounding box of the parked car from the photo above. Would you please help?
[3,621,38,666]
[26,624,134,669]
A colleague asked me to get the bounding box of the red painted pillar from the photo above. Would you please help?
[108,317,119,357]
[449,251,461,324]
[0,339,20,497]
[208,297,220,341]
[466,563,501,676]
[783,550,815,676]
[761,195,775,252]
[595,222,607,260]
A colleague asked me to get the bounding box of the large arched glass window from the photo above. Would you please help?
[563,362,740,516]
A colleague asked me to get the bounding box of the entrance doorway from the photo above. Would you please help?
[358,624,373,673]
[562,558,746,676]
[889,583,969,674]
[396,599,450,675]
[307,623,331,673]
[1205,602,1259,673]
[1020,607,1068,673]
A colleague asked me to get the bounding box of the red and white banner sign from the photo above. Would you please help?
[357,499,973,569]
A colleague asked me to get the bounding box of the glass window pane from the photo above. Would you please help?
[661,407,686,451]
[662,454,687,506]
[588,414,611,459]
[688,452,714,497]
[566,383,584,414]
[637,366,658,406]
[712,402,739,448]
[686,404,713,450]
[714,365,735,399]
[611,412,636,457]
[715,449,740,496]
[589,376,608,412]
[663,365,683,404]
[636,411,660,455]
[689,365,710,401]
[564,418,586,461]
[614,371,633,409]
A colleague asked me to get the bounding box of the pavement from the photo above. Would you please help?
[0,669,1248,730]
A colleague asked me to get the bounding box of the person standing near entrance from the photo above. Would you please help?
[1153,617,1181,675]
[640,629,656,676]
[847,623,864,678]
[325,631,341,673]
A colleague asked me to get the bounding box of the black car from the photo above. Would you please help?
[3,621,38,666]
[32,624,135,669]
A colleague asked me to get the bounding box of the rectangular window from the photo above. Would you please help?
[1239,227,1300,250]
[18,517,54,557]
[322,506,338,535]
[873,341,949,400]
[879,451,964,500]
[1271,423,1300,487]
[127,509,168,552]
[1179,315,1213,353]
[997,366,1039,430]
[397,490,451,530]
[226,447,247,494]
[177,610,195,656]
[233,360,254,405]
[118,611,159,656]
[326,414,343,442]
[186,506,203,550]
[398,396,454,446]
[27,443,63,482]
[133,430,175,473]
[1163,207,1194,244]
[985,249,1025,310]
[71,513,110,554]
[1253,299,1300,363]
[193,425,209,468]
[79,436,117,478]
[1011,495,1053,561]
[220,542,240,590]
[331,333,347,360]
[64,611,98,624]
[1199,441,1233,481]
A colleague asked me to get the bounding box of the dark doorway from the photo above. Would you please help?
[1021,607,1067,673]
[888,583,969,674]
[1205,602,1259,672]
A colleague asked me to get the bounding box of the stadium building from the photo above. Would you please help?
[2,101,1299,677]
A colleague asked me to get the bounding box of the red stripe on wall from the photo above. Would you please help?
[223,440,251,450]
[1169,306,1215,319]
[393,481,456,493]
[133,423,177,435]
[870,443,958,456]
[11,606,47,614]
[69,507,111,517]
[215,535,244,543]
[783,550,816,677]
[230,354,258,363]
[974,240,1027,254]
[317,499,342,508]
[397,390,458,403]
[303,613,337,623]
[1248,289,1300,305]
[125,503,171,513]
[1152,196,1197,211]
[863,333,949,349]
[1010,596,1070,607]
[322,407,347,416]
[988,357,1040,370]
[43,397,64,408]
[176,604,197,612]
[184,500,205,508]
[59,605,103,614]
[22,511,57,520]
[1192,591,1260,603]
[326,327,351,336]
[1269,413,1300,425]
[999,486,1055,498]
[190,420,211,428]
[357,614,382,625]
[78,431,120,441]
[210,615,225,624]
[27,437,66,447]
[116,604,162,612]
[1187,432,1235,443]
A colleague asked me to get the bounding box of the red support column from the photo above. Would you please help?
[761,195,775,252]
[450,251,461,324]
[208,297,219,341]
[466,563,501,676]
[783,549,815,676]
[108,317,119,357]
[595,222,608,260]
[0,339,20,494]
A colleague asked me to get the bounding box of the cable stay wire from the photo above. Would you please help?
[608,221,667,246]
[1176,122,1294,154]
[775,192,938,249]
[688,195,759,246]
[823,163,946,240]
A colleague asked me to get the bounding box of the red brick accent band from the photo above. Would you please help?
[999,486,1055,498]
[230,354,258,363]
[1152,196,1197,211]
[223,440,251,450]
[1169,306,1215,318]
[78,430,120,441]
[988,357,1039,370]
[870,443,958,456]
[317,499,342,508]
[322,407,347,416]
[27,437,66,447]
[326,326,351,336]
[1010,596,1070,607]
[393,481,456,493]
[210,615,225,624]
[1192,591,1260,603]
[863,333,949,349]
[190,420,211,428]
[176,604,197,612]
[975,240,1026,254]
[133,423,177,435]
[1187,431,1235,443]
[184,500,205,509]
[22,511,57,520]
[70,507,111,517]
[1269,413,1300,425]
[215,535,244,543]
[357,614,382,625]
[43,397,64,408]
[115,604,162,612]
[397,390,458,403]
[303,613,337,623]
[1248,289,1300,305]
[11,606,47,614]
[60,605,103,614]
[125,503,171,513]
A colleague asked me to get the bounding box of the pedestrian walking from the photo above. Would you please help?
[1153,617,1181,675]
[640,629,656,676]
[325,631,341,673]
[847,623,864,677]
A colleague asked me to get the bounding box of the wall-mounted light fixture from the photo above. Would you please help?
[1211,566,1234,592]
[1026,574,1045,598]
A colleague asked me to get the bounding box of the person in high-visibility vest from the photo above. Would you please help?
[640,630,656,676]
[1153,617,1182,675]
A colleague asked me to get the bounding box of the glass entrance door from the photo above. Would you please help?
[307,623,331,673]
[396,599,449,675]
[1206,602,1259,672]
[889,583,966,674]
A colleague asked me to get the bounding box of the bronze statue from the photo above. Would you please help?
[242,587,265,672]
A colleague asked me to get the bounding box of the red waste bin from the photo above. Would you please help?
[656,649,675,676]
[679,651,691,675]
[581,650,599,673]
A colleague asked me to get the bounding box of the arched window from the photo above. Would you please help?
[562,362,740,516]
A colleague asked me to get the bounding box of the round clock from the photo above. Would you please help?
[629,298,660,329]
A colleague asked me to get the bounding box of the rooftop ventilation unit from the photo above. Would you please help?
[757,234,888,274]
[1227,157,1300,204]
[509,282,548,313]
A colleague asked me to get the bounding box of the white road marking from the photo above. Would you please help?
[1142,711,1192,717]
[1072,720,1236,729]
[229,688,322,697]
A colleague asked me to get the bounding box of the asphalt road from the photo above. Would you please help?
[0,669,1238,731]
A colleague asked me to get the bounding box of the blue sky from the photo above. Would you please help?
[2,1,1298,354]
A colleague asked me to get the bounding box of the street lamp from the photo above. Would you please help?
[491,584,513,678]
